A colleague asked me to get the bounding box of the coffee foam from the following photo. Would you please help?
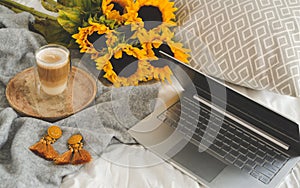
[36,47,69,68]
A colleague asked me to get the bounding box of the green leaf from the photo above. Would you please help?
[83,0,91,10]
[33,18,72,46]
[62,9,81,23]
[57,0,75,7]
[57,8,82,34]
[57,0,102,11]
[41,0,66,12]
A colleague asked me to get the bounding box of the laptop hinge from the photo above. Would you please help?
[193,95,290,151]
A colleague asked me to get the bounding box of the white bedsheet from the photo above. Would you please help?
[60,144,300,188]
[11,1,300,187]
[61,83,300,188]
[61,144,202,188]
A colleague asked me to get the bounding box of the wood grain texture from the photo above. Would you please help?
[6,66,97,121]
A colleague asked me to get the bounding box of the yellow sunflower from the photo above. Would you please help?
[102,0,132,24]
[72,21,117,59]
[125,0,177,30]
[136,26,190,63]
[129,27,189,83]
[103,59,152,87]
[148,59,173,83]
[95,44,153,87]
[146,41,189,83]
[166,40,190,63]
[135,26,170,57]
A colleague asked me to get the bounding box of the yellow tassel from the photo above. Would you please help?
[54,150,73,165]
[44,144,59,160]
[54,134,92,165]
[29,140,47,158]
[79,149,92,163]
[71,149,92,165]
[29,139,59,161]
[29,125,62,161]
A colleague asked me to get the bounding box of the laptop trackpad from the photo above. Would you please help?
[169,142,227,182]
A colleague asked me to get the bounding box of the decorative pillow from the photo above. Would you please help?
[174,0,300,97]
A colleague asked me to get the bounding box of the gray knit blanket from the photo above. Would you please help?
[0,6,159,188]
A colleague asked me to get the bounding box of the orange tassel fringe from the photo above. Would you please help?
[54,134,92,165]
[29,126,62,161]
[72,149,92,165]
[29,137,59,160]
[54,150,73,165]
[29,140,47,157]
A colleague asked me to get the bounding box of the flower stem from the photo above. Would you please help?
[0,0,57,20]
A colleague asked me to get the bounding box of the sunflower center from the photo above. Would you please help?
[138,6,163,22]
[138,6,163,30]
[87,33,108,51]
[109,2,124,15]
[110,52,139,78]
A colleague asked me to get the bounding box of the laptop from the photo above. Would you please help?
[128,51,300,188]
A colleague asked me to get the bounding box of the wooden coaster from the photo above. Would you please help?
[6,67,97,121]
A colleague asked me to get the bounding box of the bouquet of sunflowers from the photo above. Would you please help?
[1,0,190,87]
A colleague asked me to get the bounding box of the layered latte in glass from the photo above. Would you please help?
[35,44,70,95]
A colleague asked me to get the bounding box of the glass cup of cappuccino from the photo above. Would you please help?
[35,44,71,95]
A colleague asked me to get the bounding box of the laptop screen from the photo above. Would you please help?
[160,51,300,146]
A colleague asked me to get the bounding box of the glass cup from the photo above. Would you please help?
[35,44,71,95]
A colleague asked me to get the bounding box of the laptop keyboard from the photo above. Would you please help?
[157,96,289,184]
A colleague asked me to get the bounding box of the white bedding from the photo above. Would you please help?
[60,144,300,188]
[9,1,300,187]
[59,83,300,188]
[61,144,202,188]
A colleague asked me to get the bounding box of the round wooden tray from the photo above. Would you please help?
[6,67,97,121]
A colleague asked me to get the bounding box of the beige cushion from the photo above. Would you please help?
[174,0,300,97]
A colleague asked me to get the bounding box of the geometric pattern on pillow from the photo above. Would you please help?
[174,0,300,97]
